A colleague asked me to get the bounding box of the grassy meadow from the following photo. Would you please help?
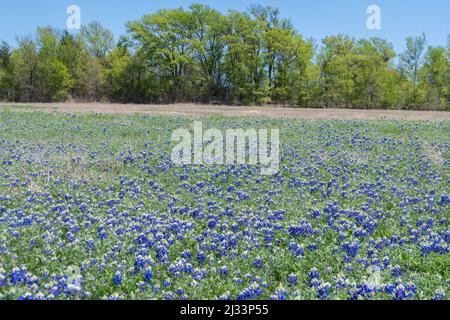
[0,110,448,300]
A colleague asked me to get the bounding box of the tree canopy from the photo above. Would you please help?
[0,4,448,110]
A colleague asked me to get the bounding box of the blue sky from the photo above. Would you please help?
[0,0,448,52]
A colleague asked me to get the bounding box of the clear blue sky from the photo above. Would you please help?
[0,0,448,52]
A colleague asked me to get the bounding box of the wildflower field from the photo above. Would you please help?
[0,110,448,300]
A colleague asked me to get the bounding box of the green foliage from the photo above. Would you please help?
[0,41,11,68]
[399,34,427,107]
[103,46,159,103]
[80,21,114,61]
[422,46,449,110]
[0,4,448,109]
[58,31,97,99]
[0,41,14,101]
[36,57,73,102]
[35,28,73,101]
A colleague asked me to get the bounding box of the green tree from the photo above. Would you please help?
[0,41,11,68]
[57,31,102,101]
[34,27,73,101]
[399,33,427,107]
[352,38,396,108]
[36,57,73,101]
[250,5,314,105]
[103,45,159,103]
[80,21,114,61]
[0,41,15,101]
[422,46,448,109]
[318,34,356,107]
[1,4,448,110]
[224,11,270,105]
[447,35,450,106]
[14,35,39,101]
[128,8,197,102]
[188,4,227,102]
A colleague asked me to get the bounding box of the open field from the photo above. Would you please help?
[2,103,450,121]
[0,110,448,300]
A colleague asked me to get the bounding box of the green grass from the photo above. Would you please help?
[0,110,448,300]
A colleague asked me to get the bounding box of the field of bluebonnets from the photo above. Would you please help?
[0,109,448,300]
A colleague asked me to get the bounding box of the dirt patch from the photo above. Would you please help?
[2,102,450,121]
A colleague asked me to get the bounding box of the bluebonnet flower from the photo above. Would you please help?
[287,274,298,286]
[134,255,155,271]
[237,283,263,300]
[163,279,172,287]
[309,268,320,288]
[253,257,263,268]
[176,288,185,296]
[334,275,347,289]
[385,281,416,300]
[270,288,287,300]
[288,242,305,257]
[391,265,402,278]
[288,220,315,237]
[10,266,27,285]
[105,293,124,300]
[181,250,192,260]
[113,272,122,286]
[85,239,95,251]
[0,116,447,300]
[439,194,449,205]
[382,256,391,270]
[433,289,446,300]
[197,251,206,264]
[348,283,376,300]
[317,282,331,300]
[341,241,360,262]
[144,268,153,283]
[219,266,229,276]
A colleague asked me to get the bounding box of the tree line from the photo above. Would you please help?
[0,4,449,110]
